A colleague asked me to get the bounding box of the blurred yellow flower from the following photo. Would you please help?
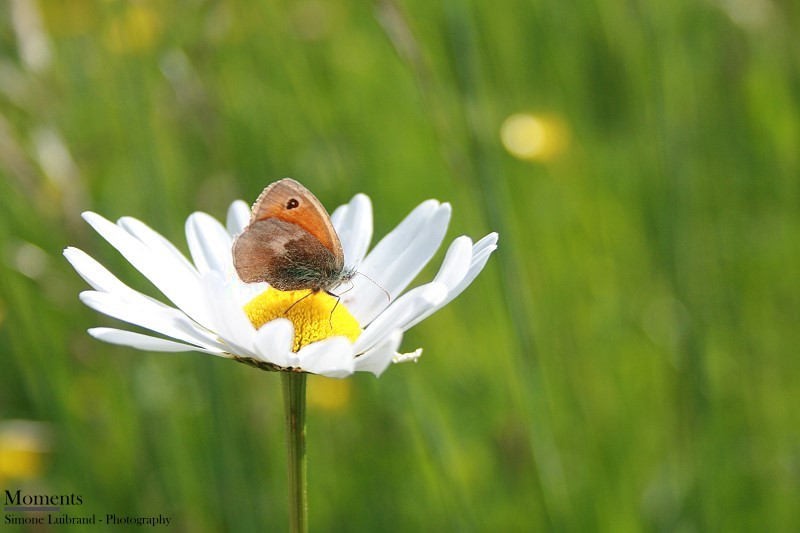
[104,4,161,54]
[0,420,51,485]
[307,374,352,411]
[500,113,569,162]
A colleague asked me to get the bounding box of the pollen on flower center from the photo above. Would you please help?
[243,289,361,352]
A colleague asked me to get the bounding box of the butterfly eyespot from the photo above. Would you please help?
[286,198,300,209]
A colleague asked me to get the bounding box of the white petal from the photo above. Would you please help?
[344,201,451,324]
[298,337,355,378]
[186,211,234,275]
[472,232,500,255]
[354,329,402,377]
[284,351,302,369]
[65,247,152,299]
[403,233,498,331]
[230,280,271,309]
[252,318,294,367]
[88,327,218,354]
[432,236,473,289]
[117,216,198,277]
[199,272,258,358]
[331,193,373,267]
[353,282,448,355]
[79,290,227,352]
[329,202,346,226]
[82,212,212,326]
[66,246,207,326]
[436,233,498,309]
[227,200,251,236]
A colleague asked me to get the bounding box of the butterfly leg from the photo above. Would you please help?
[283,289,319,315]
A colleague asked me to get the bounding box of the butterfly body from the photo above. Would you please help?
[232,179,354,293]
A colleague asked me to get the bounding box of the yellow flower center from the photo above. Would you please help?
[243,289,361,352]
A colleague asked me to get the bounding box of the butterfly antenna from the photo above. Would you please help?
[354,271,391,301]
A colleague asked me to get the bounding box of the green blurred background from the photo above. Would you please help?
[1,0,799,530]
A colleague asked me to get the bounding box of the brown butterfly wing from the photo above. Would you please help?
[232,218,343,291]
[249,178,344,262]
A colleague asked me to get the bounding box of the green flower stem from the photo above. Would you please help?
[281,372,308,533]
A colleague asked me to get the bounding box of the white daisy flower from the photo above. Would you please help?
[64,192,498,379]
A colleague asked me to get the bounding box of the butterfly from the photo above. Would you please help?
[232,178,355,295]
